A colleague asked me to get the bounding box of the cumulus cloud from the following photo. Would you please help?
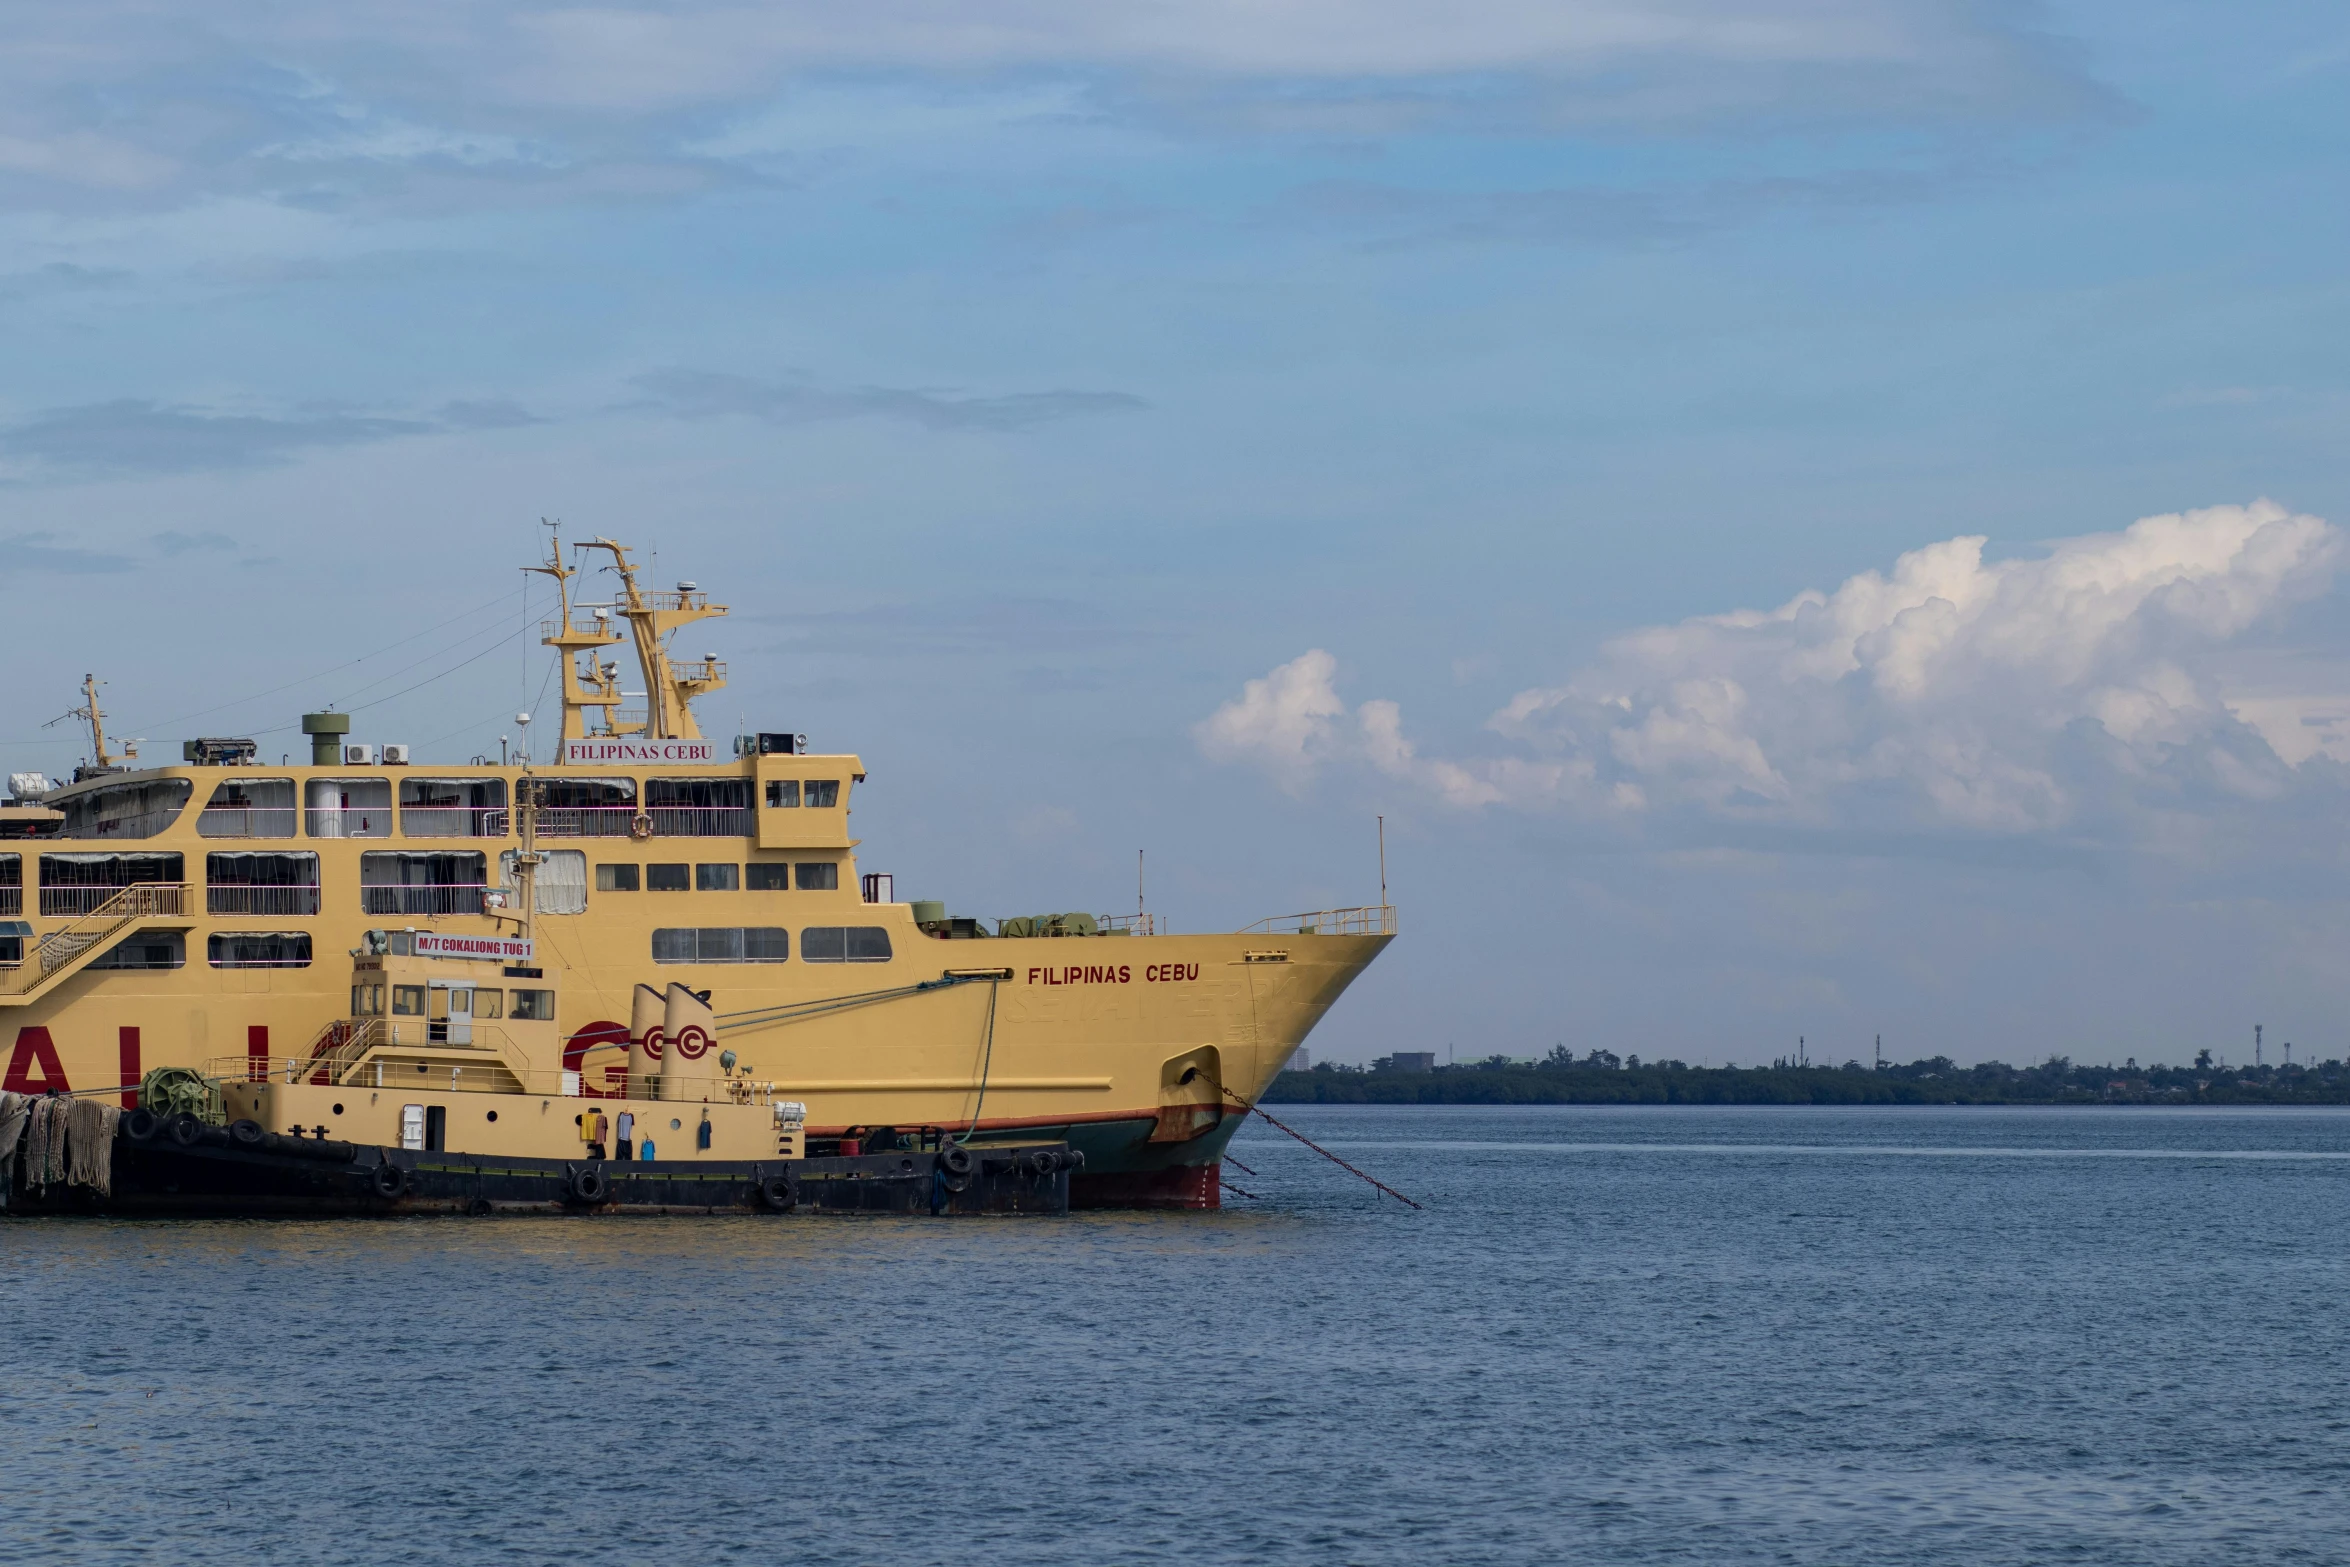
[1200,501,2345,837]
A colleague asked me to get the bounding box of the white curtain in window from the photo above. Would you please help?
[500,849,587,915]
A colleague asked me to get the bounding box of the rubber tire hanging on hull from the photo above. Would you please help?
[372,1162,410,1199]
[757,1170,799,1212]
[565,1164,611,1206]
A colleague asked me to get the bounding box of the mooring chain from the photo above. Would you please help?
[1219,1085,1423,1210]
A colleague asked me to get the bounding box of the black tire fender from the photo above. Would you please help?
[757,1169,798,1213]
[168,1112,204,1148]
[566,1163,610,1206]
[372,1161,409,1199]
[229,1119,266,1147]
[122,1108,160,1143]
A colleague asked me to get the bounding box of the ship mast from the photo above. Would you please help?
[46,673,132,772]
[573,538,728,742]
[526,522,626,747]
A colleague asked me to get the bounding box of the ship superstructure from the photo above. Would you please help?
[0,533,1391,1207]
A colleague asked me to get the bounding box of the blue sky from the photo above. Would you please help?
[2,1,2346,1067]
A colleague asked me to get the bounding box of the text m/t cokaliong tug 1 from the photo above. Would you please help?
[0,534,1391,1207]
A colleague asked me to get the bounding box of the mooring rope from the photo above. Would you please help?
[960,979,1000,1144]
[715,973,986,1035]
[1220,1085,1423,1210]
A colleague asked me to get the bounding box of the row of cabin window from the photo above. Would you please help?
[653,926,893,963]
[597,862,836,892]
[351,983,554,1019]
[0,932,313,969]
[55,776,847,842]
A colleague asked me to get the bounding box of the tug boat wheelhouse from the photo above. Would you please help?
[0,534,1392,1207]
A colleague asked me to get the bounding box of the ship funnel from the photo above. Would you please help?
[300,711,349,766]
[662,983,716,1101]
[628,983,665,1098]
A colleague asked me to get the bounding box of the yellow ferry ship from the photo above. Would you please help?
[0,535,1391,1206]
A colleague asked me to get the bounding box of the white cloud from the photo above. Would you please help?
[1200,500,2346,837]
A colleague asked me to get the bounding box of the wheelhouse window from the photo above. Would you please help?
[801,926,891,963]
[359,851,487,916]
[653,927,789,963]
[400,777,508,838]
[198,778,296,838]
[647,863,689,892]
[648,777,752,837]
[392,985,425,1016]
[764,779,798,808]
[0,854,17,917]
[795,862,838,891]
[92,932,185,970]
[695,863,738,891]
[746,862,787,891]
[39,852,184,917]
[597,864,639,891]
[806,780,840,808]
[305,777,391,838]
[206,851,320,916]
[535,777,639,838]
[498,849,586,915]
[57,777,193,840]
[208,932,313,969]
[510,988,555,1020]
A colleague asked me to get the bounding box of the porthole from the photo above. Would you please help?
[670,1118,682,1130]
[487,1110,499,1122]
[332,1103,345,1115]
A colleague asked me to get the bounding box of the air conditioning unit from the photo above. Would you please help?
[381,743,411,765]
[344,743,376,765]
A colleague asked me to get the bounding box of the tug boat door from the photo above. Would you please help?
[427,980,474,1045]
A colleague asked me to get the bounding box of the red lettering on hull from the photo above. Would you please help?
[4,1027,70,1095]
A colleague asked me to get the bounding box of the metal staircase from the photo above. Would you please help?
[0,883,194,1006]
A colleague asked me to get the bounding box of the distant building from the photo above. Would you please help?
[1383,1051,1436,1073]
[1285,1048,1311,1072]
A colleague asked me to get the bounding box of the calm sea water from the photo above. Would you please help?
[7,1104,2350,1565]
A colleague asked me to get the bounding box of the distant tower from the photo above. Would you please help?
[2256,1023,2263,1069]
[1875,1034,1882,1070]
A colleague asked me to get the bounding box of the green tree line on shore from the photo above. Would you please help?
[1262,1047,2350,1106]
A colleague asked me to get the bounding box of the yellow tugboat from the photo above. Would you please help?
[0,531,1391,1206]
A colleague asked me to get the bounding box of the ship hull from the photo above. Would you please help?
[2,929,1388,1197]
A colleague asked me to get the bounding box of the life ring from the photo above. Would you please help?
[627,812,655,841]
[757,1169,798,1212]
[229,1119,266,1147]
[122,1108,159,1143]
[566,1163,610,1205]
[372,1162,409,1198]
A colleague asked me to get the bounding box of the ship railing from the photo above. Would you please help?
[646,807,753,838]
[1234,905,1397,937]
[534,806,641,839]
[302,810,391,838]
[541,615,621,642]
[359,883,488,917]
[41,882,192,918]
[197,807,298,838]
[0,887,18,917]
[207,884,322,916]
[398,808,510,838]
[669,658,725,685]
[1096,913,1158,936]
[231,1044,775,1104]
[287,1019,532,1086]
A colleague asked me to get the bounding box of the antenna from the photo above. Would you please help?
[1377,814,1387,907]
[1137,849,1145,924]
[45,673,117,770]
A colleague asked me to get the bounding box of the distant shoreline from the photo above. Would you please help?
[1261,1058,2350,1107]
